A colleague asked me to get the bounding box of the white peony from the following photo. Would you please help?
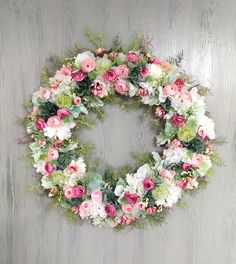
[155,185,182,207]
[147,63,163,78]
[75,51,95,67]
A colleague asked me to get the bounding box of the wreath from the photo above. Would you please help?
[23,30,223,229]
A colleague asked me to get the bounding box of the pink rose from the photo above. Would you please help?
[38,139,46,147]
[54,139,62,149]
[163,83,179,97]
[105,204,117,218]
[126,51,139,63]
[115,64,129,78]
[180,89,192,102]
[91,190,103,203]
[44,162,56,175]
[171,114,186,127]
[39,87,51,100]
[66,159,86,176]
[115,79,129,95]
[96,47,107,55]
[182,163,191,171]
[150,56,161,65]
[160,169,176,182]
[137,202,146,211]
[64,187,74,199]
[177,180,188,189]
[35,118,46,130]
[121,215,136,225]
[81,58,96,73]
[174,78,184,89]
[71,206,80,214]
[197,126,208,141]
[73,185,86,198]
[71,70,86,81]
[73,96,81,105]
[103,69,117,82]
[170,139,182,148]
[143,177,155,190]
[121,204,133,214]
[47,116,63,128]
[146,206,157,215]
[47,147,59,161]
[59,65,71,76]
[138,88,149,96]
[191,154,203,168]
[140,67,149,78]
[124,192,138,205]
[57,108,70,119]
[155,106,166,118]
[91,79,108,98]
[79,201,91,219]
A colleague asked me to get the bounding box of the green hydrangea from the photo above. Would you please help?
[95,58,112,74]
[51,171,67,187]
[56,93,73,108]
[152,184,169,200]
[178,124,196,142]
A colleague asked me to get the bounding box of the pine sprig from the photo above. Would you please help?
[84,28,104,48]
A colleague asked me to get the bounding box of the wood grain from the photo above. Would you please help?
[0,0,236,263]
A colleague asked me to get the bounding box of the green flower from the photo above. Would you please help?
[95,58,112,74]
[51,171,66,187]
[178,124,196,142]
[56,93,73,108]
[152,184,169,200]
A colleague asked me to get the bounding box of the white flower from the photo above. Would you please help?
[64,158,86,186]
[147,63,163,78]
[136,164,153,180]
[75,51,95,67]
[90,202,106,219]
[197,115,216,140]
[155,185,182,207]
[114,185,124,196]
[163,147,187,165]
[41,175,54,189]
[125,173,144,196]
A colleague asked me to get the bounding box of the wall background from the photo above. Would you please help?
[0,0,236,263]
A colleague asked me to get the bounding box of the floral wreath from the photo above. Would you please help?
[24,30,223,229]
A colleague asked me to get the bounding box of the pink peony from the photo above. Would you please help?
[160,169,176,182]
[59,65,71,76]
[155,106,166,118]
[39,87,51,100]
[71,70,86,81]
[79,201,91,219]
[47,116,63,128]
[105,204,117,218]
[191,154,203,168]
[64,187,74,199]
[126,51,139,63]
[57,108,70,119]
[54,139,62,149]
[143,177,155,190]
[44,162,56,175]
[73,96,81,105]
[81,58,96,73]
[91,79,108,98]
[140,67,149,78]
[171,114,186,127]
[91,190,103,203]
[121,204,133,214]
[163,83,179,97]
[124,192,138,205]
[180,89,192,102]
[73,185,86,198]
[47,147,59,161]
[35,118,46,130]
[103,69,117,82]
[115,64,129,78]
[182,162,191,171]
[175,78,184,89]
[115,79,129,95]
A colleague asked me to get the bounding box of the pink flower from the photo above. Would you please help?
[44,162,56,175]
[96,47,107,55]
[137,202,146,211]
[47,116,63,128]
[66,159,86,177]
[121,204,133,214]
[59,65,71,76]
[115,79,129,95]
[81,58,96,73]
[150,56,161,65]
[91,79,108,98]
[180,89,192,102]
[126,51,139,63]
[124,192,138,205]
[163,83,179,97]
[146,206,157,215]
[160,169,176,182]
[71,70,86,81]
[47,147,59,161]
[155,106,166,118]
[79,201,91,219]
[91,190,103,203]
[171,114,186,127]
[182,162,191,171]
[35,118,46,130]
[57,108,70,119]
[115,64,129,78]
[39,87,51,100]
[105,204,117,218]
[64,187,74,199]
[54,139,62,149]
[71,206,80,214]
[140,67,149,78]
[138,88,149,96]
[170,139,182,148]
[175,78,184,89]
[177,180,187,189]
[38,139,46,147]
[103,69,117,82]
[191,154,203,168]
[197,126,208,140]
[74,96,81,105]
[143,177,155,190]
[73,185,86,198]
[121,215,135,225]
